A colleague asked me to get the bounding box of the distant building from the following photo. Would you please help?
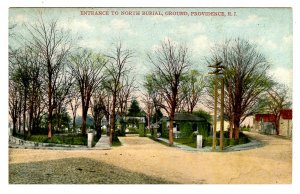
[158,113,211,138]
[278,109,292,138]
[253,109,292,138]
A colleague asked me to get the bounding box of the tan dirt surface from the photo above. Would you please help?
[9,132,292,184]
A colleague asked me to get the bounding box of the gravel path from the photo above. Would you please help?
[9,132,292,184]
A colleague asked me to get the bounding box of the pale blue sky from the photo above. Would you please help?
[9,7,293,93]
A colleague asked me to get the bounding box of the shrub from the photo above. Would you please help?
[179,122,193,138]
[197,122,209,137]
[203,136,213,147]
[127,127,138,134]
[138,123,146,137]
[161,120,168,138]
[229,139,239,145]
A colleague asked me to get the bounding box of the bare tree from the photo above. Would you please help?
[9,80,20,135]
[52,74,73,131]
[117,76,136,117]
[104,42,134,145]
[206,38,272,139]
[68,86,81,131]
[147,40,191,145]
[180,69,205,113]
[141,91,154,131]
[90,88,109,139]
[68,49,106,135]
[25,15,72,138]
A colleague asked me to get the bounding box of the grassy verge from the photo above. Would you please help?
[174,138,196,148]
[112,136,122,147]
[148,137,173,147]
[14,134,87,145]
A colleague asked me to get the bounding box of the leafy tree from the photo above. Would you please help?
[151,109,163,124]
[205,38,272,139]
[127,99,142,116]
[192,109,212,123]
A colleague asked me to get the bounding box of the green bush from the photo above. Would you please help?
[152,128,157,138]
[28,135,48,143]
[161,120,168,138]
[203,136,213,147]
[179,122,193,138]
[226,138,232,147]
[127,127,138,134]
[138,123,146,137]
[229,139,238,145]
[197,122,209,137]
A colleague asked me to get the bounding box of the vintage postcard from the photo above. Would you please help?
[6,5,295,192]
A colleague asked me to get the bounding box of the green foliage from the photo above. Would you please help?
[126,118,139,126]
[138,123,146,137]
[241,125,251,131]
[15,134,87,145]
[201,131,249,147]
[151,109,163,123]
[112,137,122,147]
[197,122,210,137]
[152,128,157,138]
[75,115,94,128]
[178,122,193,138]
[127,99,142,116]
[203,136,213,147]
[192,109,212,123]
[126,127,139,134]
[174,138,196,148]
[161,120,168,138]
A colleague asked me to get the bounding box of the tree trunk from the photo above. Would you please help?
[109,114,115,146]
[96,119,102,139]
[28,100,33,137]
[81,107,88,135]
[275,117,280,135]
[18,107,22,134]
[12,118,17,136]
[109,95,117,145]
[47,74,53,138]
[73,116,76,131]
[48,111,52,138]
[168,113,174,146]
[229,119,233,139]
[23,92,27,135]
[233,117,240,140]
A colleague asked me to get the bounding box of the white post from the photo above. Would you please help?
[87,132,94,148]
[197,135,203,149]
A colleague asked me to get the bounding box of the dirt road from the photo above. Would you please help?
[9,132,292,184]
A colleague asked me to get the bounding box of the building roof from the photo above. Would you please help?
[173,113,206,122]
[255,114,276,122]
[280,109,292,120]
[255,109,293,122]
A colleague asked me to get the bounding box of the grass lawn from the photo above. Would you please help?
[9,157,175,184]
[112,136,122,146]
[148,137,173,147]
[174,138,196,148]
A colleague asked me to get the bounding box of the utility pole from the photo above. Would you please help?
[208,61,224,151]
